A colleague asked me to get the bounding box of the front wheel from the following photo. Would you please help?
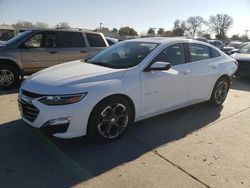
[0,64,20,89]
[210,77,230,106]
[87,96,134,142]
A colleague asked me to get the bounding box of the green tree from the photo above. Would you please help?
[157,28,165,36]
[112,28,118,33]
[231,34,240,41]
[147,28,156,36]
[118,27,138,36]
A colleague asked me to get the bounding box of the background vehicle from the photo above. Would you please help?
[231,43,250,78]
[0,29,109,89]
[18,38,237,141]
[105,37,118,45]
[195,37,208,43]
[208,39,224,50]
[223,41,244,55]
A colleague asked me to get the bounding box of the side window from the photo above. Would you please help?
[23,32,57,48]
[42,32,57,48]
[25,33,43,48]
[85,33,106,47]
[210,47,221,58]
[153,43,185,66]
[189,44,210,62]
[61,32,86,48]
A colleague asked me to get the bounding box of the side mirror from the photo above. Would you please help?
[24,41,33,48]
[145,62,171,72]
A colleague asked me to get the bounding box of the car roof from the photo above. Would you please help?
[28,28,101,34]
[126,37,210,45]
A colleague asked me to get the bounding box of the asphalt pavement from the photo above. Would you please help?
[0,77,250,188]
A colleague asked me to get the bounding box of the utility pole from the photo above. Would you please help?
[245,30,249,37]
[99,23,103,31]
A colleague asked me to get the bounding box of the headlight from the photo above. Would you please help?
[38,93,87,106]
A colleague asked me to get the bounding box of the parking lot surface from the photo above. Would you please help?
[0,77,250,188]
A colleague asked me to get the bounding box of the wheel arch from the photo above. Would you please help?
[209,74,231,100]
[0,59,23,78]
[87,93,136,134]
[217,74,231,85]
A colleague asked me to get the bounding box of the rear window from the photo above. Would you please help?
[61,32,85,47]
[85,33,106,47]
[210,47,221,58]
[189,44,211,62]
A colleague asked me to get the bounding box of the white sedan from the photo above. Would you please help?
[18,38,237,141]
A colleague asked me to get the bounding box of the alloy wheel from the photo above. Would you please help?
[214,80,228,104]
[97,103,129,139]
[0,69,15,87]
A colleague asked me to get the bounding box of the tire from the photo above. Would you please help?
[0,64,20,89]
[87,96,134,142]
[210,77,230,106]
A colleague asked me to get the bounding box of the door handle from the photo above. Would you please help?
[80,50,87,53]
[210,64,218,69]
[49,50,58,54]
[180,70,190,75]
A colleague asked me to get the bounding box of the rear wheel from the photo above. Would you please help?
[210,77,230,106]
[0,64,20,89]
[88,96,134,142]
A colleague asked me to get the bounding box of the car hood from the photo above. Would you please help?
[231,53,250,61]
[22,60,126,94]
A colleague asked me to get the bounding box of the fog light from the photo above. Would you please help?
[43,117,71,127]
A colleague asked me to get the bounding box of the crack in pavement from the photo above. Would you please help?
[128,107,250,188]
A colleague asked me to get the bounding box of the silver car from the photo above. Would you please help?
[0,29,109,89]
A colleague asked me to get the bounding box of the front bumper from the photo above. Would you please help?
[18,95,93,139]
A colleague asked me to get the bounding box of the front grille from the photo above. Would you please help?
[18,99,40,122]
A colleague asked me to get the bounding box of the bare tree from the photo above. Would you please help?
[186,16,206,36]
[35,22,48,28]
[209,14,233,40]
[172,19,185,36]
[56,22,70,29]
[12,21,34,28]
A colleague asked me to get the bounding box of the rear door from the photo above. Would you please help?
[59,31,88,63]
[187,43,221,101]
[85,32,108,57]
[21,31,59,72]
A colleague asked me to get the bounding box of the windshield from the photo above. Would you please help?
[238,44,250,54]
[5,30,33,45]
[86,41,159,69]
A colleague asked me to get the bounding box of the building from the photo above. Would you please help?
[0,25,15,41]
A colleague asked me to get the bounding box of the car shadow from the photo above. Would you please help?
[0,102,223,187]
[231,77,250,92]
[0,88,19,96]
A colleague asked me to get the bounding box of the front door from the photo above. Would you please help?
[21,31,59,73]
[140,43,191,117]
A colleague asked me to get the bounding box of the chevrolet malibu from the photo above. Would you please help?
[18,38,238,141]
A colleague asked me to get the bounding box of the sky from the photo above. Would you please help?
[0,0,250,37]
